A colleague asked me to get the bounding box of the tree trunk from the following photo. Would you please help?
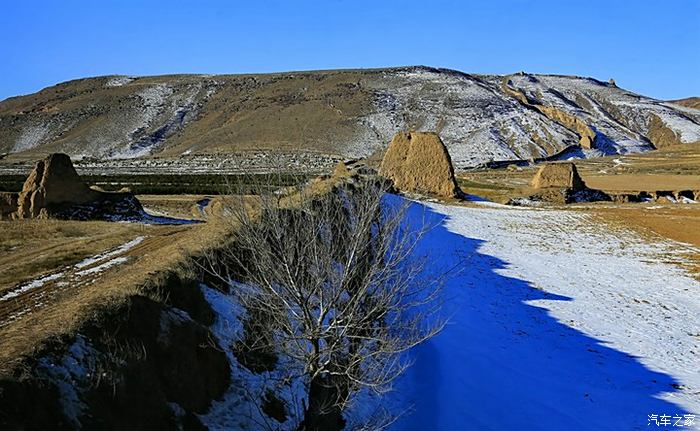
[299,374,346,431]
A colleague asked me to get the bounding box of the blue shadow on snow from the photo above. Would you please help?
[387,197,690,431]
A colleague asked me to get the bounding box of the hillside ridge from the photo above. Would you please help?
[2,66,699,169]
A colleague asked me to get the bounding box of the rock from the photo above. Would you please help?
[0,192,18,220]
[531,162,586,191]
[647,114,683,149]
[608,78,617,87]
[379,132,460,198]
[14,153,143,220]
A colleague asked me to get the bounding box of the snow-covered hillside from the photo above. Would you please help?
[1,67,699,169]
[389,198,700,430]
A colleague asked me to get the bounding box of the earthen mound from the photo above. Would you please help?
[510,162,610,205]
[14,153,143,220]
[16,153,101,218]
[379,132,460,198]
[531,162,586,190]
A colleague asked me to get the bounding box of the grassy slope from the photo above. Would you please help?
[669,97,700,110]
[0,71,375,158]
[0,216,230,376]
[0,220,149,294]
[0,171,349,377]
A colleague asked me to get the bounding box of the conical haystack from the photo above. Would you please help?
[379,132,460,198]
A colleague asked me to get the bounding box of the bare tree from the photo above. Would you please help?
[205,174,444,431]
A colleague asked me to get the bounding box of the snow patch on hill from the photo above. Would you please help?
[359,69,580,168]
[5,68,700,166]
[111,82,212,159]
[13,123,51,152]
[105,76,134,87]
[655,110,700,144]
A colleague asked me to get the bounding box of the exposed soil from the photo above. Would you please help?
[379,131,460,198]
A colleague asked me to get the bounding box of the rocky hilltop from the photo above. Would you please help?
[1,66,700,169]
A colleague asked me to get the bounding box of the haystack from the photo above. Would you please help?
[379,132,460,198]
[531,162,586,191]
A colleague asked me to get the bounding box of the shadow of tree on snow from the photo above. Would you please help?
[389,198,689,431]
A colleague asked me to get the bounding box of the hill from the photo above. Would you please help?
[670,96,700,110]
[2,66,700,170]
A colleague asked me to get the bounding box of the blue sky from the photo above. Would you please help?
[2,0,699,101]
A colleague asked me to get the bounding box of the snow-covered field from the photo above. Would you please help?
[390,199,699,431]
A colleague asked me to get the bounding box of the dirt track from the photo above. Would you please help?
[0,226,190,328]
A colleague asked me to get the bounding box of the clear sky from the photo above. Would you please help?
[2,0,699,101]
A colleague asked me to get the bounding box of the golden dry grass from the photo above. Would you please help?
[588,205,700,248]
[0,214,233,376]
[574,144,700,194]
[0,219,151,294]
[0,178,342,377]
[670,97,700,110]
[457,142,700,200]
[583,174,700,191]
[456,170,531,203]
[587,205,700,278]
[575,142,700,179]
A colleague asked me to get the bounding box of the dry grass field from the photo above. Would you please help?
[456,143,700,276]
[0,192,222,297]
[0,205,234,376]
[586,205,700,275]
[576,142,700,191]
[582,174,700,191]
[0,186,308,376]
[0,220,150,295]
[458,143,700,198]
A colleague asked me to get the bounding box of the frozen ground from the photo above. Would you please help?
[390,198,700,431]
[200,285,307,431]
